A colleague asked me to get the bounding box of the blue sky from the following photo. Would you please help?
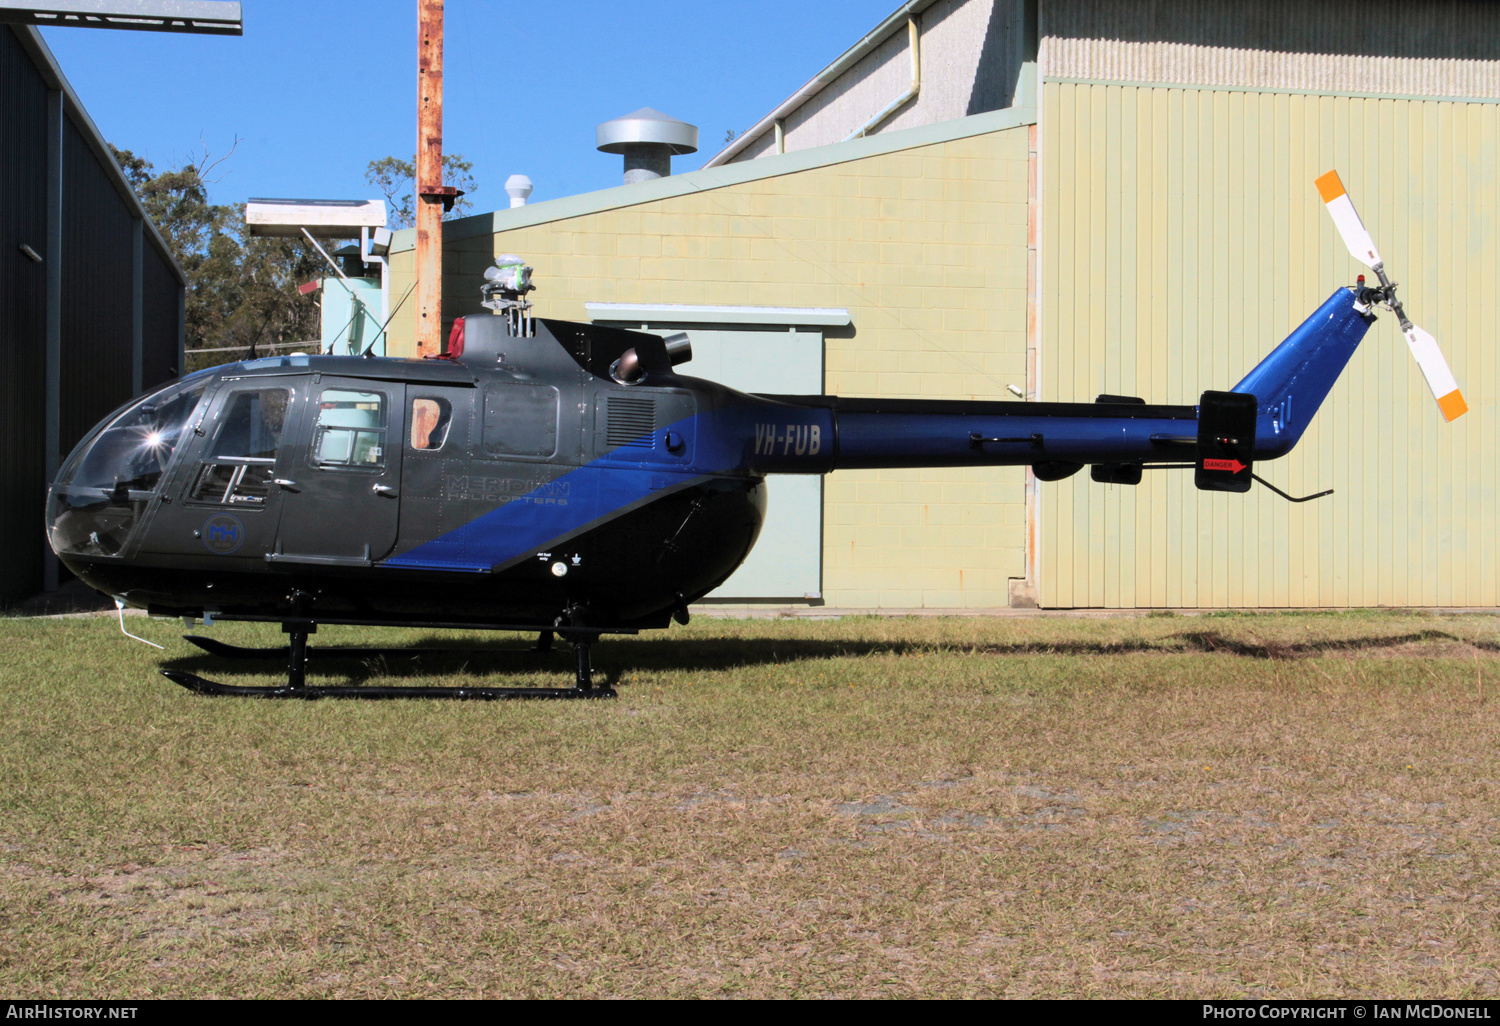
[40,1,893,212]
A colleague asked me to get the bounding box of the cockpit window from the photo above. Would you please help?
[188,388,293,505]
[210,388,290,460]
[63,379,209,496]
[47,376,210,558]
[238,355,311,371]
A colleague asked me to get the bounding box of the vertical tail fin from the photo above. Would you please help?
[1233,288,1372,460]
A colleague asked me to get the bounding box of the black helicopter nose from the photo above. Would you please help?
[48,374,212,561]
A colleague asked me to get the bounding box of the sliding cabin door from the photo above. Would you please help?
[271,379,405,565]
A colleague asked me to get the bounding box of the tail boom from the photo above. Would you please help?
[703,288,1370,481]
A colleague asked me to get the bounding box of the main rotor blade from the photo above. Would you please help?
[1316,170,1383,269]
[1404,323,1469,421]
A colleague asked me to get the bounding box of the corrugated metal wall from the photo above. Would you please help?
[1043,0,1500,96]
[1045,0,1499,58]
[0,25,186,603]
[729,0,1024,163]
[1041,81,1498,607]
[0,27,50,603]
[141,241,180,388]
[59,117,135,456]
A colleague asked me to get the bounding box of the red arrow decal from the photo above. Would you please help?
[1202,458,1247,474]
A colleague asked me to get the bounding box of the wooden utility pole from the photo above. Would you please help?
[414,0,450,356]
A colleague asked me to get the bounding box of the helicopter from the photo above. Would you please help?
[44,172,1467,700]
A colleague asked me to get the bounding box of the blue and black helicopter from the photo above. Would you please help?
[45,173,1466,699]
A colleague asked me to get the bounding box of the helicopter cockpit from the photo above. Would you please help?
[47,372,214,560]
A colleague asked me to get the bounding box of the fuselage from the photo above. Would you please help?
[47,289,1372,631]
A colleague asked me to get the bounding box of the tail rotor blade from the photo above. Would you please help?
[1404,323,1468,421]
[1316,170,1383,269]
[1316,171,1466,423]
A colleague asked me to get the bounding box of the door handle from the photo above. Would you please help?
[372,484,398,497]
[273,478,299,492]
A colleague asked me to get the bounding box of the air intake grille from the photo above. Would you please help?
[607,396,655,447]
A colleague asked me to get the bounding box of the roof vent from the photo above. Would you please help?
[505,174,533,207]
[596,108,698,185]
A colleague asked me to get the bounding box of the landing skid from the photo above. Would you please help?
[159,670,613,700]
[165,622,614,700]
[182,632,558,660]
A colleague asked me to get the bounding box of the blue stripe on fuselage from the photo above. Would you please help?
[380,400,828,572]
[382,419,713,572]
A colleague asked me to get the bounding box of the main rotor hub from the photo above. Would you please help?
[481,254,536,336]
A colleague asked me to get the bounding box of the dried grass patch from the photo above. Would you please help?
[1,611,1497,997]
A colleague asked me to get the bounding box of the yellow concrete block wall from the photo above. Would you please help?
[389,127,1031,608]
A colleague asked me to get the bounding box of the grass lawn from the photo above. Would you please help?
[1,609,1498,998]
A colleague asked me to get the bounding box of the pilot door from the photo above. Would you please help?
[269,379,405,565]
[142,382,298,562]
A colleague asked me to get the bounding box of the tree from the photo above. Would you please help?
[365,153,478,229]
[113,144,485,370]
[111,143,327,370]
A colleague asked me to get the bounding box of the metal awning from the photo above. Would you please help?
[586,303,851,328]
[245,198,388,239]
[0,1,243,35]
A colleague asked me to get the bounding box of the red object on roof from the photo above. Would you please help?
[425,317,465,361]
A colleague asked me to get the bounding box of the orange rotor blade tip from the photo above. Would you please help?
[1438,389,1468,422]
[1315,170,1346,203]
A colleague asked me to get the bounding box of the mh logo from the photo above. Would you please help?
[201,514,245,555]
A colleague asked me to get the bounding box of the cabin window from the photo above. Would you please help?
[312,390,387,468]
[410,397,453,451]
[188,387,292,505]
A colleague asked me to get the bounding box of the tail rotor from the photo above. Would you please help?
[1315,170,1468,422]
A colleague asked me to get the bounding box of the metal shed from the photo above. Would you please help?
[0,24,186,603]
